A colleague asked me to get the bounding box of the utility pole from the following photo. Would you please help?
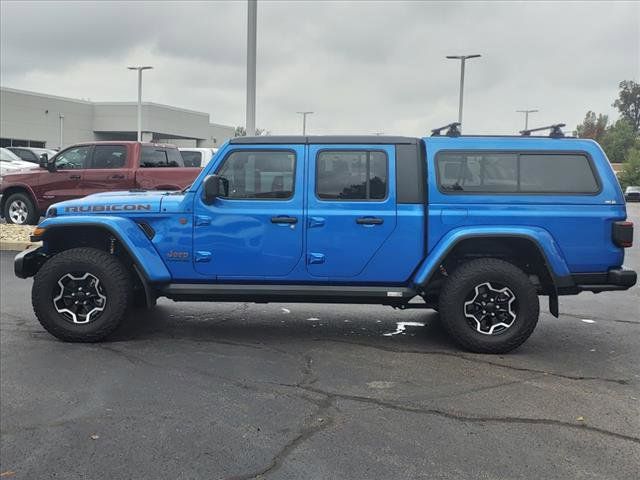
[516,109,539,131]
[446,54,481,132]
[296,111,314,135]
[127,66,153,141]
[246,0,257,136]
[58,113,64,149]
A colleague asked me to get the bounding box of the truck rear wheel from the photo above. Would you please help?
[438,258,539,354]
[32,247,132,342]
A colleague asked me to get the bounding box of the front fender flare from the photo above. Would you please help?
[37,216,171,282]
[412,226,571,288]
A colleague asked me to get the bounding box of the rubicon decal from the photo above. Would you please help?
[64,204,152,213]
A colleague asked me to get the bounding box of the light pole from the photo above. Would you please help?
[516,109,539,131]
[446,54,481,131]
[246,0,257,136]
[296,111,314,135]
[127,66,153,141]
[58,113,64,149]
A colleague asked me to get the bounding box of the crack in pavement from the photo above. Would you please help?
[319,339,631,385]
[281,383,640,446]
[224,395,335,480]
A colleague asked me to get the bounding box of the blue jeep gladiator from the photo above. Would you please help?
[14,124,637,353]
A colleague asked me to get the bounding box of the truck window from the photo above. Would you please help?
[54,146,92,170]
[216,150,295,199]
[519,154,598,193]
[437,152,599,194]
[316,151,387,200]
[181,151,202,168]
[91,145,127,169]
[141,147,184,168]
[437,153,518,192]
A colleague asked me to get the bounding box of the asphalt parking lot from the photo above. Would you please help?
[1,205,639,480]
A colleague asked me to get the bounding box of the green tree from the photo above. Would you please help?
[613,80,640,132]
[600,119,638,163]
[617,146,640,188]
[575,111,608,141]
[234,126,271,137]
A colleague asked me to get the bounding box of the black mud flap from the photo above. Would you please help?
[548,291,559,318]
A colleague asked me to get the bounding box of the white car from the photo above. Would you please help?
[179,148,218,168]
[0,147,37,175]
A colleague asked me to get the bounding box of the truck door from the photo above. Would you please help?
[82,144,134,194]
[306,145,397,279]
[193,146,304,278]
[37,145,92,205]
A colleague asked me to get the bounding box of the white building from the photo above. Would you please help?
[0,87,235,149]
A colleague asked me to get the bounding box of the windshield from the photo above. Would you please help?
[0,147,21,162]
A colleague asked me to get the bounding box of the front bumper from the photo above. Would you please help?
[14,246,48,279]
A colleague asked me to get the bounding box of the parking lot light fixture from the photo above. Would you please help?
[127,66,153,141]
[516,109,539,131]
[446,54,481,131]
[296,111,314,135]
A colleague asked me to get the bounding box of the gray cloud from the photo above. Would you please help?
[1,0,638,135]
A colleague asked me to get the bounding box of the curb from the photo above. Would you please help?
[0,241,41,252]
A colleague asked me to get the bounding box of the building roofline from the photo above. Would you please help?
[1,86,94,105]
[93,101,210,117]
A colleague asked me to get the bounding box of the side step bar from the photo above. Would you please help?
[160,283,416,304]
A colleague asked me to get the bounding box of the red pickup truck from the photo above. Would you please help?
[0,142,200,224]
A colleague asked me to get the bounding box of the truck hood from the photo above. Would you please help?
[51,190,168,215]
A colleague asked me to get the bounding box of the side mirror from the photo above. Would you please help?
[202,174,227,204]
[39,153,48,168]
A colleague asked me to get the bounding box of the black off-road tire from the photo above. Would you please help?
[439,258,539,354]
[3,192,39,225]
[32,248,132,342]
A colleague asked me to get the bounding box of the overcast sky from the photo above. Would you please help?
[1,1,638,136]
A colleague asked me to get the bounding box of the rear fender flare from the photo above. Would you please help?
[412,226,571,288]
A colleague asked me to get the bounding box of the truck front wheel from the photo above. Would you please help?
[32,248,132,342]
[438,258,539,354]
[4,192,39,225]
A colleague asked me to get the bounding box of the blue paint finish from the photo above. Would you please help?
[192,144,306,277]
[422,136,629,279]
[306,144,398,278]
[38,215,171,282]
[413,225,571,286]
[35,135,631,293]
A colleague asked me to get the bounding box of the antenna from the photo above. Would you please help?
[431,122,461,137]
[520,123,566,138]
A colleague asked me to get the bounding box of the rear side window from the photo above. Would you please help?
[141,147,184,168]
[316,151,388,200]
[519,154,598,193]
[437,151,599,194]
[181,151,202,168]
[437,153,518,193]
[91,145,127,169]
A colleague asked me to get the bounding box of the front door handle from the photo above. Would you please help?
[271,216,298,224]
[68,175,81,180]
[356,217,383,225]
[110,174,125,179]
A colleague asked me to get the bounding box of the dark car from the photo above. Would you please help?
[624,186,640,202]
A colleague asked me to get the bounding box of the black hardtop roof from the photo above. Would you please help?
[229,135,419,145]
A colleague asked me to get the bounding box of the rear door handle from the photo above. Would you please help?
[110,174,125,179]
[271,216,298,224]
[69,175,81,180]
[356,217,383,225]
